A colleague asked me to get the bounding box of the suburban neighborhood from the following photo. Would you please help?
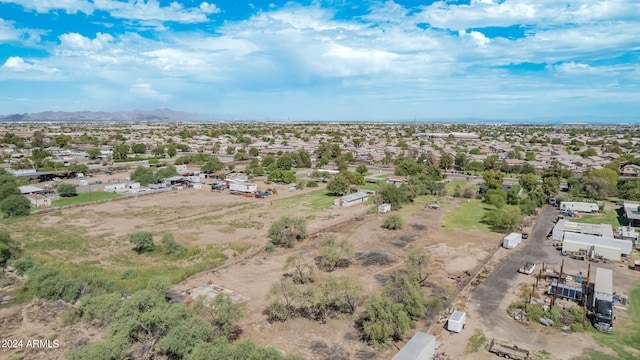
[0,120,639,360]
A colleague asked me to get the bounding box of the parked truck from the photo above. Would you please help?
[487,338,530,360]
[592,268,614,333]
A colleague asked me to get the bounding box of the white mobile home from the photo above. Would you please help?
[562,239,621,262]
[563,232,633,257]
[560,201,599,213]
[502,232,522,249]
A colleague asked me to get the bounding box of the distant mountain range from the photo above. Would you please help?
[0,109,637,124]
[0,109,207,122]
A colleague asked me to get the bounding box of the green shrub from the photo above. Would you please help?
[25,267,83,302]
[10,256,40,275]
[129,231,154,254]
[161,233,188,258]
[265,242,276,252]
[383,214,403,230]
[306,180,318,187]
[120,269,138,279]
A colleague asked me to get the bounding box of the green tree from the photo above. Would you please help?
[87,148,101,159]
[167,145,177,158]
[131,143,147,154]
[385,273,426,319]
[360,293,411,345]
[454,152,469,170]
[482,170,504,190]
[326,173,350,196]
[483,205,522,232]
[383,214,403,230]
[266,278,301,321]
[130,231,154,254]
[317,235,354,271]
[283,254,315,284]
[130,166,156,185]
[438,153,454,171]
[57,183,77,197]
[542,176,560,196]
[405,248,431,285]
[378,183,409,209]
[195,293,243,340]
[267,216,307,248]
[518,173,538,193]
[112,143,130,160]
[0,230,18,265]
[152,146,166,157]
[201,157,224,173]
[226,146,235,155]
[483,154,500,171]
[466,161,484,172]
[1,195,31,217]
[394,157,422,176]
[249,147,259,156]
[356,164,368,175]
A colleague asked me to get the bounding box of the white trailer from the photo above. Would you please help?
[447,310,466,333]
[228,181,257,193]
[560,201,599,213]
[503,232,522,249]
[593,268,613,307]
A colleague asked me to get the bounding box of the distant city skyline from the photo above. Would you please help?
[1,1,639,122]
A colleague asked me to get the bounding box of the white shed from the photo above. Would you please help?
[334,192,368,207]
[447,310,466,333]
[378,203,391,214]
[392,332,437,360]
[503,232,522,249]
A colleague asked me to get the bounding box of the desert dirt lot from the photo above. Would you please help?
[3,184,637,360]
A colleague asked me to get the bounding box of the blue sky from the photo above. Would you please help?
[0,0,639,121]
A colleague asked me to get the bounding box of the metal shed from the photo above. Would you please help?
[392,332,437,360]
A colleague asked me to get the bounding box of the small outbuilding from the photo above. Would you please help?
[392,332,437,360]
[334,192,368,207]
[503,232,522,249]
[447,310,466,333]
[378,203,391,214]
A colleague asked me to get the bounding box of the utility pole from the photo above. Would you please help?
[583,263,591,330]
[552,259,564,308]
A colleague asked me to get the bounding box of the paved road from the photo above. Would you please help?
[471,205,558,327]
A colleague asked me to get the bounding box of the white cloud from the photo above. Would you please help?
[2,56,60,73]
[0,18,23,41]
[199,2,220,14]
[0,0,93,14]
[92,0,218,23]
[1,1,638,119]
[129,82,170,100]
[58,32,114,52]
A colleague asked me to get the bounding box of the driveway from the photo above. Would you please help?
[469,205,558,341]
